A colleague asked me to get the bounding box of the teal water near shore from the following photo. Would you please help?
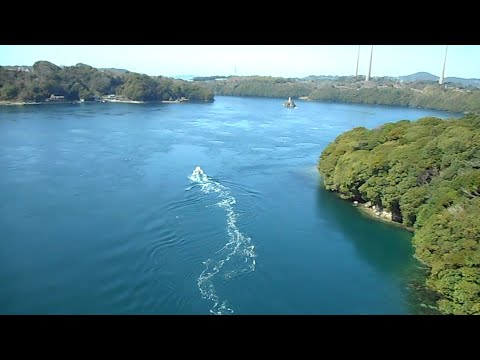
[0,96,453,314]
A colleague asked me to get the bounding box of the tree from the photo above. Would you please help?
[318,115,480,314]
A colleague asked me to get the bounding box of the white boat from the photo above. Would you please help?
[283,97,296,108]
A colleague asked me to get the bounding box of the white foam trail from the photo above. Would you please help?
[188,166,256,315]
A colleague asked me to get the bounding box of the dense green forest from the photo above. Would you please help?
[318,115,480,314]
[308,86,480,113]
[200,76,480,114]
[207,76,313,98]
[4,63,479,113]
[0,61,214,103]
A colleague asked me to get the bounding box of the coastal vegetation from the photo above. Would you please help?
[0,61,214,103]
[206,76,313,99]
[198,75,480,114]
[318,114,480,314]
[4,63,479,113]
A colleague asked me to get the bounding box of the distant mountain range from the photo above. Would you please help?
[2,65,130,75]
[2,65,479,88]
[303,72,480,88]
[302,73,480,88]
[303,75,339,81]
[398,72,480,88]
[398,72,439,82]
[303,71,480,88]
[173,74,196,81]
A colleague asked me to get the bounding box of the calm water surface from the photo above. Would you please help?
[0,97,453,314]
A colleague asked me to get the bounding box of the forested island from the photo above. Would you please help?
[318,114,480,314]
[0,61,214,104]
[196,75,480,114]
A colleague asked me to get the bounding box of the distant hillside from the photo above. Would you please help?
[0,61,214,103]
[400,72,480,88]
[303,75,339,81]
[399,72,439,82]
[174,74,197,81]
[445,77,480,88]
[197,74,480,113]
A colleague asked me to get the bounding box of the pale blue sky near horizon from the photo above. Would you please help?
[0,45,479,79]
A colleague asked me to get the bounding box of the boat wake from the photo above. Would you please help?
[188,166,256,315]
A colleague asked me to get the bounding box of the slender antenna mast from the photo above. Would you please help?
[355,45,360,78]
[366,45,373,81]
[439,45,448,85]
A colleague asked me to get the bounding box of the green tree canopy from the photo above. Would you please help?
[318,114,480,314]
[0,61,214,103]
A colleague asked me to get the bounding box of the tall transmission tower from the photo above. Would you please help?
[355,45,361,78]
[366,45,373,81]
[439,45,448,85]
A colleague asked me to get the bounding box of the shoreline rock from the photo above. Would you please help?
[0,100,83,106]
[101,99,144,104]
[337,196,415,232]
[0,101,43,106]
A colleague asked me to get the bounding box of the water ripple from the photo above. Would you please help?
[188,166,256,315]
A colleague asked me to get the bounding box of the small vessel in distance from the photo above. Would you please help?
[283,97,297,108]
[194,166,204,175]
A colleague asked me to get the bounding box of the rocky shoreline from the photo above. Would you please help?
[0,100,146,106]
[351,200,414,232]
[0,99,204,106]
[0,100,85,106]
[0,101,44,106]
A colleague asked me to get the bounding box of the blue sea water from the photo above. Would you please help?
[0,97,453,314]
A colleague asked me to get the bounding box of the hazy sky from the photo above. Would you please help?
[0,45,479,79]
